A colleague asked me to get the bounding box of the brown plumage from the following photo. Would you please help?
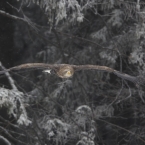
[0,63,144,85]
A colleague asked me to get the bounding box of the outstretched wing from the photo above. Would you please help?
[9,63,58,70]
[113,70,144,85]
[0,63,63,74]
[73,65,144,85]
[73,65,114,72]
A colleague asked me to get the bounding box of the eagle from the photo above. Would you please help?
[0,63,144,85]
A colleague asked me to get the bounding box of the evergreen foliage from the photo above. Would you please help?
[0,0,145,144]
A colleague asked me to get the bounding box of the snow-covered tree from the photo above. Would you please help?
[0,0,145,145]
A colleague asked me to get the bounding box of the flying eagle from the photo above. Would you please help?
[0,63,144,85]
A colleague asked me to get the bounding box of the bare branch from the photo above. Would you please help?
[0,116,20,130]
[0,135,11,145]
[98,118,145,144]
[0,126,27,145]
[0,10,26,22]
[0,62,18,90]
[0,10,39,32]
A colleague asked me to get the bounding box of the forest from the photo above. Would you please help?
[0,0,145,145]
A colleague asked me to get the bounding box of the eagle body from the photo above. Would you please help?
[56,65,74,78]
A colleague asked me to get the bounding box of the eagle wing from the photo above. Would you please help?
[9,63,58,70]
[73,65,144,85]
[73,65,114,72]
[0,63,66,74]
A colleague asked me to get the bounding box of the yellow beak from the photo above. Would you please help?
[66,71,71,75]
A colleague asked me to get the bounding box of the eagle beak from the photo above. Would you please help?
[67,71,71,75]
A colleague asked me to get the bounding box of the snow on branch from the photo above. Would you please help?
[15,0,145,28]
[76,105,92,115]
[0,88,31,126]
[39,118,70,144]
[75,105,93,131]
[94,104,114,118]
[18,0,84,28]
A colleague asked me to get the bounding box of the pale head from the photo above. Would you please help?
[57,65,74,78]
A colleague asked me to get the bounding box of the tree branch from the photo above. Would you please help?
[0,126,27,145]
[0,10,26,22]
[0,62,18,90]
[0,135,11,145]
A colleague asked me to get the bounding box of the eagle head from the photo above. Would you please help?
[57,65,74,78]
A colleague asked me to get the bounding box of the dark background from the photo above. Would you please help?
[0,0,145,145]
